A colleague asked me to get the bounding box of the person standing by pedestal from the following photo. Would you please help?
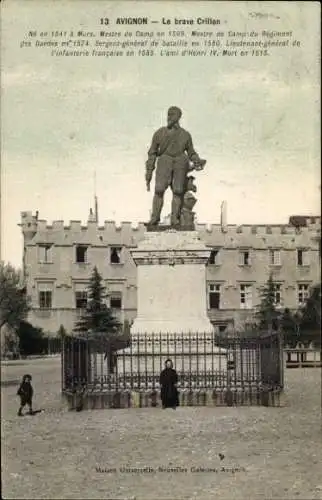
[159,359,179,410]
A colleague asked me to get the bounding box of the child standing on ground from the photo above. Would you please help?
[17,374,34,416]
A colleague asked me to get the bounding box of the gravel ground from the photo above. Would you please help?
[1,357,322,500]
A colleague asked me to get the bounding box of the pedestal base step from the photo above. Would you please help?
[63,388,286,410]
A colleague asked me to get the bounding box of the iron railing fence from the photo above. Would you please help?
[62,331,283,394]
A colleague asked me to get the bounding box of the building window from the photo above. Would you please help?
[39,291,52,309]
[110,293,122,309]
[76,245,88,263]
[208,284,221,309]
[239,250,251,266]
[209,249,220,265]
[38,244,53,263]
[297,284,309,306]
[110,247,122,264]
[273,284,282,307]
[75,291,87,309]
[240,284,252,309]
[269,249,281,266]
[297,249,309,266]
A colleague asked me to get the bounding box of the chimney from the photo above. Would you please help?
[221,201,227,233]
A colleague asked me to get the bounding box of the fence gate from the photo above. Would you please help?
[61,336,89,391]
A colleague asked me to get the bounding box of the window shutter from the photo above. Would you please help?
[38,246,45,262]
[47,246,53,262]
[303,250,310,266]
[245,285,252,308]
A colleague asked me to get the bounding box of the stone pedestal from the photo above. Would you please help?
[130,230,214,335]
[117,230,225,379]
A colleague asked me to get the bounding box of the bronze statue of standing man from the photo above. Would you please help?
[145,106,206,227]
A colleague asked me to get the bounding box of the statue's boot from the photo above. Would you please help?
[170,194,183,227]
[149,193,164,225]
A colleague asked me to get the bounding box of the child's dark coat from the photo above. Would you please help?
[17,375,34,406]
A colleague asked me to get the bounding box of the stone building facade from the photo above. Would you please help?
[19,209,321,336]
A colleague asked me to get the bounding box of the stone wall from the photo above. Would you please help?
[20,211,321,335]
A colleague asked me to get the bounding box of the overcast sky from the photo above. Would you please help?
[1,1,320,267]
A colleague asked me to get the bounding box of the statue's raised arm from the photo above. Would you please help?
[185,134,207,171]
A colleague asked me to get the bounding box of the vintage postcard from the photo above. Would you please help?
[1,1,321,499]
